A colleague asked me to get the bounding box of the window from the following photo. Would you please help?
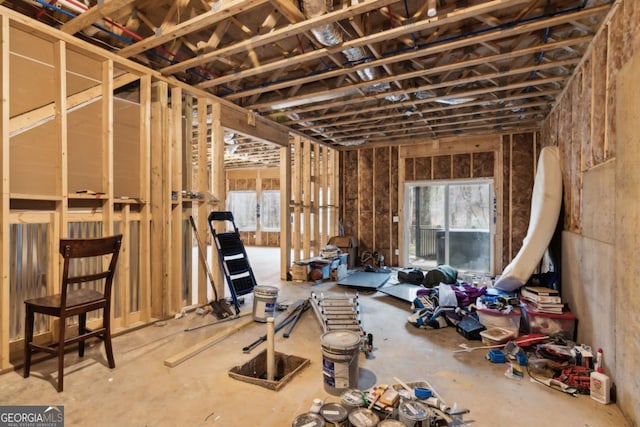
[227,191,257,230]
[404,179,494,274]
[260,190,280,231]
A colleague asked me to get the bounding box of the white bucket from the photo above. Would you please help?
[252,285,279,322]
[321,330,361,395]
[397,400,431,426]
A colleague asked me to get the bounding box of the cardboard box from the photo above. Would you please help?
[291,263,310,281]
[327,236,358,269]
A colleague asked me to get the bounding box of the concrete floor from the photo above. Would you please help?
[0,247,631,427]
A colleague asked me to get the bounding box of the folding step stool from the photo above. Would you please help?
[208,211,258,314]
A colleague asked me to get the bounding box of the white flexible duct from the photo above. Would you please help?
[302,0,393,95]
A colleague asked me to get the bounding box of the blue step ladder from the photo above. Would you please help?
[207,211,258,314]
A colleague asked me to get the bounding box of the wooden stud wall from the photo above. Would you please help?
[290,137,339,263]
[280,145,292,280]
[0,6,336,371]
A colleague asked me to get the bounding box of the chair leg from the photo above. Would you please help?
[78,313,86,358]
[23,306,34,378]
[103,308,115,369]
[57,317,66,392]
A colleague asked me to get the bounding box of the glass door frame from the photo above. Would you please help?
[402,178,496,275]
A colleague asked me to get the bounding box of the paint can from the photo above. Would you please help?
[292,412,325,427]
[252,285,279,322]
[320,402,349,427]
[340,389,366,412]
[321,330,361,395]
[397,400,431,427]
[377,420,406,427]
[347,408,379,427]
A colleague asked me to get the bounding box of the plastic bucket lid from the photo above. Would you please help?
[398,400,430,421]
[321,330,361,353]
[320,402,348,423]
[347,408,379,427]
[340,389,365,408]
[254,285,279,296]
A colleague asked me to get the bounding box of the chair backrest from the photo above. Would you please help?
[59,235,123,309]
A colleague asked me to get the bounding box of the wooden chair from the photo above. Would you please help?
[23,234,123,392]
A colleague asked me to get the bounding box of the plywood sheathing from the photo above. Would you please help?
[114,100,141,199]
[540,2,640,422]
[509,134,534,267]
[502,135,511,266]
[615,45,640,426]
[358,148,374,256]
[373,147,391,263]
[342,150,359,251]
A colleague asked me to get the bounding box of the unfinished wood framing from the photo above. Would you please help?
[292,135,302,262]
[302,139,311,259]
[0,12,165,369]
[0,4,334,374]
[0,15,9,372]
[138,74,152,324]
[170,87,184,310]
[280,145,292,280]
[195,99,210,304]
[150,81,169,319]
[288,136,339,265]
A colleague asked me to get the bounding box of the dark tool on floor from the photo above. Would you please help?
[283,299,311,338]
[189,215,234,320]
[242,300,308,353]
[208,211,258,315]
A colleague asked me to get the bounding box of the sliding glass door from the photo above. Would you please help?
[404,179,494,274]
